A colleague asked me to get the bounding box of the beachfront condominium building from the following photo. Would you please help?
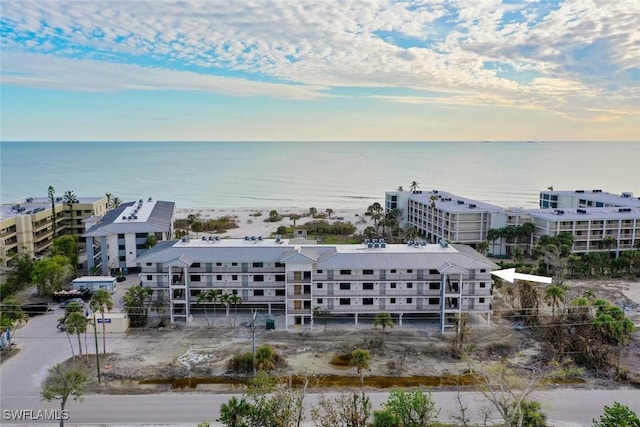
[136,237,497,332]
[84,199,175,275]
[0,196,109,270]
[387,188,640,256]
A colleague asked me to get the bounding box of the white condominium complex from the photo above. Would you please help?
[0,196,108,270]
[137,237,497,332]
[387,188,640,256]
[84,199,175,275]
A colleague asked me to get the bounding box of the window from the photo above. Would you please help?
[407,269,413,273]
[136,243,146,250]
[429,282,440,290]
[119,256,125,261]
[317,298,323,304]
[390,269,397,273]
[363,269,374,275]
[340,269,351,275]
[216,275,222,280]
[275,262,285,268]
[189,275,201,282]
[253,262,263,268]
[390,283,397,289]
[363,298,374,305]
[479,298,485,303]
[146,262,152,267]
[429,269,439,275]
[254,290,264,297]
[146,275,152,281]
[390,298,396,304]
[232,275,238,280]
[275,289,285,296]
[232,262,238,266]
[480,269,486,273]
[254,275,264,282]
[216,262,222,266]
[192,263,201,268]
[118,234,125,239]
[339,283,351,290]
[428,297,439,305]
[406,283,413,289]
[479,283,486,288]
[276,274,285,282]
[363,283,374,290]
[316,283,323,289]
[406,298,413,304]
[118,244,125,250]
[339,298,351,305]
[316,270,323,273]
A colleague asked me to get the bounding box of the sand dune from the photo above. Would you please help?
[175,207,372,238]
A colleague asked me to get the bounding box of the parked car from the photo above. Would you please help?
[59,298,84,309]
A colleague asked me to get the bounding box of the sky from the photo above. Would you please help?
[1,0,639,141]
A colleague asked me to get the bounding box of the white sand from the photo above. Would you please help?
[175,207,372,238]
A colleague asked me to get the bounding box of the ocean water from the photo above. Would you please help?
[1,141,638,209]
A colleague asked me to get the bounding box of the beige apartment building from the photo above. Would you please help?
[0,196,108,270]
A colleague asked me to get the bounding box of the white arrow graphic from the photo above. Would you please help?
[491,268,552,284]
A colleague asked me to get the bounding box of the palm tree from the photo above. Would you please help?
[325,208,334,219]
[63,190,78,237]
[487,228,501,255]
[228,294,242,327]
[220,293,231,321]
[544,285,565,318]
[218,396,250,427]
[396,186,404,191]
[476,241,490,256]
[309,207,317,218]
[111,196,122,209]
[409,181,420,192]
[197,290,212,327]
[254,345,276,371]
[65,312,88,360]
[429,194,437,208]
[290,214,301,227]
[89,289,113,355]
[373,312,394,346]
[350,349,370,387]
[105,193,112,210]
[191,221,203,238]
[48,186,57,236]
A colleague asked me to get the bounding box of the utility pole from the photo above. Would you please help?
[250,309,257,376]
[93,314,101,383]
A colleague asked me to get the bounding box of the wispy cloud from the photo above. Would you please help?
[1,0,638,137]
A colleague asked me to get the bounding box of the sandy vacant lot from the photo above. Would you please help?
[83,277,640,394]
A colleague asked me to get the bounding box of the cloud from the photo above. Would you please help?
[1,0,638,122]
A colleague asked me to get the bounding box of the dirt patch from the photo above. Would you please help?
[54,277,640,394]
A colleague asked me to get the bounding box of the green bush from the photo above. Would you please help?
[229,352,254,373]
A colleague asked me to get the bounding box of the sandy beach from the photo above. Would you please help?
[175,206,372,238]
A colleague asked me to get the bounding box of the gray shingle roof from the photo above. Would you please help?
[84,201,174,237]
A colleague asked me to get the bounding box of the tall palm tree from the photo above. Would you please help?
[48,186,57,237]
[325,208,334,219]
[396,186,404,191]
[89,289,113,355]
[105,193,112,210]
[228,294,242,327]
[373,312,394,346]
[409,181,420,192]
[63,190,78,237]
[65,312,88,360]
[220,293,231,321]
[487,228,501,255]
[309,207,317,218]
[197,290,212,327]
[111,196,122,208]
[350,349,370,387]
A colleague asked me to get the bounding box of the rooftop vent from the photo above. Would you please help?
[439,239,449,248]
[555,209,565,215]
[122,216,127,220]
[593,189,602,193]
[621,192,633,198]
[468,204,477,208]
[575,190,584,193]
[457,200,464,205]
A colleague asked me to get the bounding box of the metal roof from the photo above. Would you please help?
[84,200,174,237]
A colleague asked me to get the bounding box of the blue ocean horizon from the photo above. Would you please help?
[1,141,638,209]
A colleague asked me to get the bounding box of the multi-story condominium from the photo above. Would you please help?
[529,207,640,255]
[84,199,175,275]
[387,189,640,256]
[539,189,640,209]
[137,236,497,332]
[0,196,108,270]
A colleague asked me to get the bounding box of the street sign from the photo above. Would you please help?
[97,318,112,323]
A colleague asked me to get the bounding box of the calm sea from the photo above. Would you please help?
[1,141,638,209]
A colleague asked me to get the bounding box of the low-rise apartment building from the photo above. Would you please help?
[137,237,497,332]
[539,189,640,209]
[84,199,175,275]
[1,196,108,270]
